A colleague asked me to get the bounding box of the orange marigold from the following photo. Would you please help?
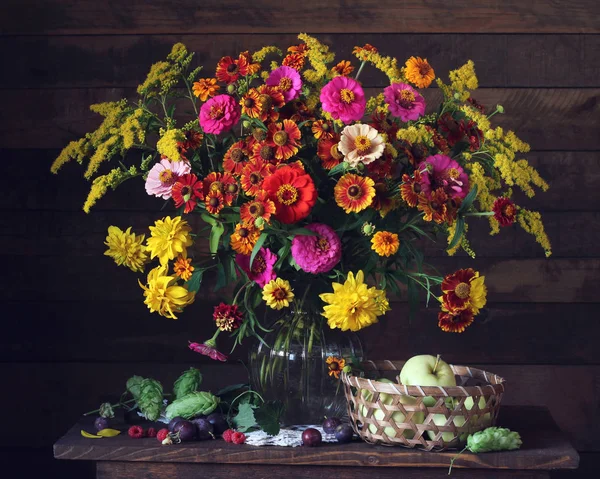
[404,56,435,88]
[173,256,194,281]
[331,60,354,76]
[192,78,220,101]
[371,231,400,257]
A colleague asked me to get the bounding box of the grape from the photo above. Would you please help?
[334,424,354,443]
[94,417,109,432]
[302,428,322,447]
[322,417,341,434]
[206,413,229,435]
[168,416,185,433]
[173,420,196,442]
[191,418,214,440]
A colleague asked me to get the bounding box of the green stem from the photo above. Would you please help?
[448,446,469,475]
[182,77,199,116]
[230,389,265,410]
[354,61,367,81]
[233,281,253,305]
[464,212,494,217]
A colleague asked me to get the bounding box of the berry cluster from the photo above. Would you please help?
[222,429,246,444]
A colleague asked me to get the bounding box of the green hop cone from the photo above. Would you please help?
[467,427,523,453]
[173,367,203,400]
[165,391,220,420]
[99,402,115,419]
[138,378,164,421]
[126,375,144,402]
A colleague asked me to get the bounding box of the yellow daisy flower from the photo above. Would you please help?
[371,231,400,257]
[138,264,195,319]
[104,225,148,273]
[262,278,294,310]
[146,216,193,265]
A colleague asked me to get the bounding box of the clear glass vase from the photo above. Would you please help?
[249,295,364,425]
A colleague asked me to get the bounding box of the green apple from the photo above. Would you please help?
[464,396,491,427]
[361,394,425,439]
[426,413,468,442]
[360,377,394,403]
[399,355,456,407]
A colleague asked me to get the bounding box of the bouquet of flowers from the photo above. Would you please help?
[52,34,551,361]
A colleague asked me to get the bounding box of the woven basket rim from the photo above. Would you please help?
[341,359,505,397]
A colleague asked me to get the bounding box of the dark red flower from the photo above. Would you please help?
[438,308,475,333]
[493,197,517,227]
[213,303,243,332]
[172,173,204,213]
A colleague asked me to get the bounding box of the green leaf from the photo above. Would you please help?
[448,218,465,251]
[209,223,225,255]
[254,400,284,436]
[274,242,291,270]
[287,227,319,237]
[328,161,348,177]
[173,368,203,400]
[232,402,258,432]
[201,212,218,226]
[249,232,268,269]
[458,184,478,213]
[185,269,204,293]
[214,262,227,292]
[216,383,249,397]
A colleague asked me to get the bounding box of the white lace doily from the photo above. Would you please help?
[245,425,338,447]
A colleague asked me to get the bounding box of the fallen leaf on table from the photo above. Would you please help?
[97,428,121,437]
[81,430,103,439]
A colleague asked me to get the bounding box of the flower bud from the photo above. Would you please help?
[254,217,265,228]
[453,92,461,100]
[342,365,352,374]
[496,104,504,113]
[226,84,236,94]
[361,222,376,236]
[243,120,252,129]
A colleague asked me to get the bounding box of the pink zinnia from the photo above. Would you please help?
[291,223,342,274]
[418,154,469,200]
[236,248,277,288]
[199,94,240,135]
[266,66,302,103]
[189,339,228,362]
[320,76,366,124]
[384,82,426,122]
[145,158,191,199]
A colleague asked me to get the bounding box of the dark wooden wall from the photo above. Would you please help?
[1,1,599,477]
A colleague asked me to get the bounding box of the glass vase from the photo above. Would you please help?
[249,296,363,425]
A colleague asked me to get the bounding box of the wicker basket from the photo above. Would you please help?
[341,359,505,451]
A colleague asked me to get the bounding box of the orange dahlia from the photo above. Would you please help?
[400,170,423,207]
[240,89,263,119]
[240,158,274,196]
[251,142,278,165]
[267,120,301,161]
[262,165,317,224]
[223,140,250,176]
[192,78,220,101]
[216,54,249,84]
[334,174,376,214]
[230,223,262,255]
[371,231,400,257]
[404,56,435,89]
[240,191,276,225]
[317,136,343,170]
[282,53,306,71]
[438,307,475,333]
[331,60,354,76]
[311,120,336,140]
[257,85,285,123]
[205,189,225,215]
[418,188,448,223]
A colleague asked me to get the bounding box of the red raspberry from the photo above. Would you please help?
[222,429,234,443]
[231,432,246,445]
[146,427,157,438]
[156,428,169,442]
[128,426,145,439]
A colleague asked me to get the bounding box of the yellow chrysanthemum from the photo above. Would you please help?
[262,278,294,310]
[371,231,400,257]
[320,271,388,332]
[146,216,193,265]
[139,264,195,319]
[104,226,148,273]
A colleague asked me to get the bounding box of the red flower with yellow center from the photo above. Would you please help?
[202,171,226,197]
[438,308,475,333]
[240,191,276,225]
[262,165,317,224]
[239,51,261,75]
[220,172,239,206]
[251,142,278,165]
[266,120,301,161]
[240,89,263,119]
[256,85,285,123]
[400,170,422,207]
[311,120,335,140]
[282,53,306,71]
[493,197,517,227]
[173,255,194,281]
[205,189,225,215]
[334,173,376,214]
[216,54,249,84]
[230,223,262,255]
[317,136,343,170]
[331,60,354,76]
[326,356,346,379]
[172,173,204,214]
[417,188,448,224]
[441,268,487,315]
[240,159,275,196]
[223,140,250,176]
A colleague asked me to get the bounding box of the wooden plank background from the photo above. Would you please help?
[1,1,599,477]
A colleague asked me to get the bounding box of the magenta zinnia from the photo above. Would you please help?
[320,76,366,124]
[419,154,469,200]
[266,66,302,103]
[236,247,278,287]
[384,82,426,122]
[199,94,241,135]
[291,223,342,274]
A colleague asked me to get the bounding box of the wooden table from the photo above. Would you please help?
[54,406,579,478]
